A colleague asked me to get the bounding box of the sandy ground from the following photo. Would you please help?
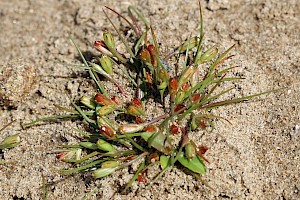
[0,0,299,199]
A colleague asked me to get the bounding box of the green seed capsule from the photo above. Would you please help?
[93,167,116,179]
[101,160,119,168]
[96,139,115,152]
[158,81,168,90]
[191,114,198,131]
[178,36,199,53]
[103,32,115,49]
[99,55,113,75]
[80,96,96,109]
[178,66,197,88]
[90,63,108,77]
[160,155,170,170]
[127,105,145,116]
[199,46,218,63]
[175,90,186,105]
[97,105,115,116]
[185,141,196,160]
[0,134,21,149]
[119,124,145,134]
[79,142,98,150]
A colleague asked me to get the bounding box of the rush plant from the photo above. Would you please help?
[25,1,273,193]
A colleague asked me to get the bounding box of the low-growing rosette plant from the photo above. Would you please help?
[25,1,274,193]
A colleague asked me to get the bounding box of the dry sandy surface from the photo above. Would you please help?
[0,0,299,199]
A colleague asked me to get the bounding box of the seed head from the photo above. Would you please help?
[93,167,116,179]
[99,126,115,138]
[118,124,145,134]
[99,55,113,75]
[94,40,113,56]
[97,139,115,152]
[95,94,116,106]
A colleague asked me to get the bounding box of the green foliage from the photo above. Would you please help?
[24,1,274,192]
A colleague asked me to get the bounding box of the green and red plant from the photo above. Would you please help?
[24,1,274,193]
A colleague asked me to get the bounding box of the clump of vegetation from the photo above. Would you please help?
[25,2,272,193]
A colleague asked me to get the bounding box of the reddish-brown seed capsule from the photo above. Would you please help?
[94,40,113,56]
[134,116,145,124]
[148,153,159,162]
[192,93,201,101]
[147,44,156,55]
[94,40,106,49]
[124,155,137,161]
[197,145,208,155]
[140,48,152,64]
[145,72,153,84]
[132,98,142,107]
[110,96,119,105]
[127,98,145,116]
[174,104,186,114]
[144,125,156,132]
[169,78,178,91]
[147,44,157,66]
[197,145,209,163]
[138,171,147,184]
[56,152,66,160]
[100,125,115,138]
[170,124,179,135]
[95,94,115,106]
[180,127,187,134]
[181,82,190,90]
[169,78,178,101]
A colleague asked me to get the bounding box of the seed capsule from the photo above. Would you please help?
[185,141,196,160]
[170,125,179,135]
[127,105,145,116]
[56,149,81,162]
[145,72,153,84]
[147,44,157,66]
[144,125,157,133]
[99,125,115,138]
[175,90,185,105]
[103,32,115,49]
[178,36,199,53]
[199,46,218,63]
[169,78,178,101]
[178,66,197,88]
[174,104,186,114]
[79,142,98,150]
[140,48,152,65]
[0,134,21,149]
[118,124,145,134]
[132,98,142,107]
[97,139,115,152]
[99,55,113,75]
[192,93,201,102]
[127,98,145,116]
[197,145,209,163]
[93,167,116,179]
[80,96,96,109]
[148,153,159,163]
[95,94,115,106]
[97,105,115,116]
[101,160,119,168]
[138,171,147,184]
[94,40,113,56]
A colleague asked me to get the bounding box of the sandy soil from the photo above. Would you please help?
[0,0,299,199]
